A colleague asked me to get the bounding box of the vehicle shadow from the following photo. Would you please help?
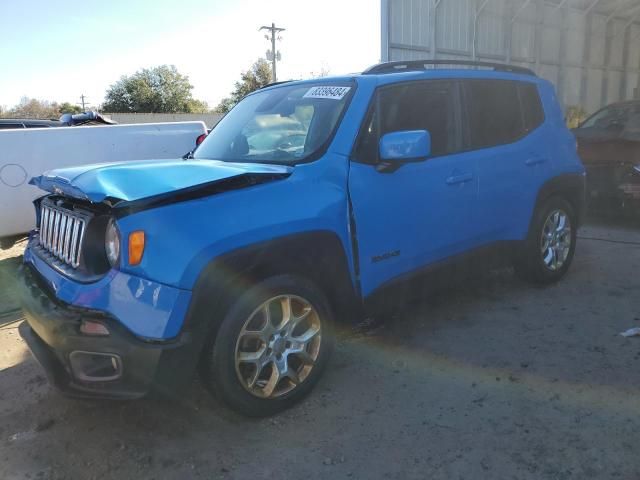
[586,209,640,230]
[0,252,23,318]
[2,235,640,479]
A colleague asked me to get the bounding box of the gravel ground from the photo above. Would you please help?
[1,222,639,480]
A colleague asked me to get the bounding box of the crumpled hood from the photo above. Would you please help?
[30,159,293,207]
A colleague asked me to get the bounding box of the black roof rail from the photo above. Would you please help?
[363,60,536,76]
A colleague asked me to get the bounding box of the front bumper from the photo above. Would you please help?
[18,265,199,399]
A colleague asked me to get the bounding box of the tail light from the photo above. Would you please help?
[196,133,207,146]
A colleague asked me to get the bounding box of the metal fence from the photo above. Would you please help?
[382,0,640,114]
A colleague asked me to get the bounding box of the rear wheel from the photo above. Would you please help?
[200,275,334,417]
[515,197,577,284]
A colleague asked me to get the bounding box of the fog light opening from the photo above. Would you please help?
[69,351,122,382]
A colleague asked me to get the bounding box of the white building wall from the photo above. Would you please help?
[382,0,640,115]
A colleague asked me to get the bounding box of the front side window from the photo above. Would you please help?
[354,80,459,162]
[194,83,353,164]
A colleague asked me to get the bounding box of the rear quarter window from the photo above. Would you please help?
[518,83,544,132]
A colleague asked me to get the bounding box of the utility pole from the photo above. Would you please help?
[78,94,88,111]
[259,22,285,82]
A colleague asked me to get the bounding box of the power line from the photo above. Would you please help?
[259,23,285,82]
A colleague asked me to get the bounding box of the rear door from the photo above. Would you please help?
[462,79,549,242]
[348,80,479,298]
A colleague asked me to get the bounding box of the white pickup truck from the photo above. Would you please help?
[0,121,207,247]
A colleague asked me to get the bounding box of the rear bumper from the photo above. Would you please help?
[18,265,200,399]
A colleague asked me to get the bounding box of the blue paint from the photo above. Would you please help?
[379,130,431,161]
[30,159,292,204]
[24,245,191,339]
[24,69,584,342]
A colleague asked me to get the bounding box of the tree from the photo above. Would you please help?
[58,102,82,114]
[5,97,60,119]
[215,59,273,113]
[102,65,207,113]
[186,98,210,114]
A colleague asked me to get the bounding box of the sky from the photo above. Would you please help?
[0,0,381,110]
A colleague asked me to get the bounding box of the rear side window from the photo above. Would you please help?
[464,80,523,149]
[354,80,460,162]
[518,83,544,132]
[0,123,24,129]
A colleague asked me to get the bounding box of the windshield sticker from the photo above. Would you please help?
[303,86,351,100]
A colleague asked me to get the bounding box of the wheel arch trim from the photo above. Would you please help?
[182,230,363,341]
[533,173,586,228]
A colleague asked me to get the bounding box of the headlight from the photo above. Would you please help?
[105,219,121,268]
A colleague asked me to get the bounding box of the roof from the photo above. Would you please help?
[0,118,62,128]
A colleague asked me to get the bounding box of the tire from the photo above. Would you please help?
[199,274,335,417]
[515,196,577,284]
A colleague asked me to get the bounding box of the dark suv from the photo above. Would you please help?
[573,100,640,214]
[0,118,62,129]
[19,60,586,416]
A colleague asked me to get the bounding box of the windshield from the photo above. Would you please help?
[194,83,353,164]
[581,103,640,131]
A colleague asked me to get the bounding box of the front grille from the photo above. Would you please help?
[39,204,87,268]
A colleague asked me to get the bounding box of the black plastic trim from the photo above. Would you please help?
[363,241,519,315]
[18,264,197,399]
[183,231,363,335]
[534,173,587,227]
[363,60,536,76]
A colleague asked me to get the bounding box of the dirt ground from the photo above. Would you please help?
[1,221,640,480]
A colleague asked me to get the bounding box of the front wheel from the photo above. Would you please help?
[200,275,334,417]
[515,197,577,284]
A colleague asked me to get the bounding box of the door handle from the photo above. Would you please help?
[446,172,473,185]
[525,157,547,166]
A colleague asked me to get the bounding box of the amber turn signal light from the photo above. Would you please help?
[128,231,145,266]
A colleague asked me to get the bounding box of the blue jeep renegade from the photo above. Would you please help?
[19,60,585,416]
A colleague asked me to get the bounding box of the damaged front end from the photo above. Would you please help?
[29,158,293,214]
[20,158,294,398]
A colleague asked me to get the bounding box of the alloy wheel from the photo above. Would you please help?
[540,209,572,271]
[234,295,322,398]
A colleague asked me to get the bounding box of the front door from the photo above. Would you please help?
[348,80,480,298]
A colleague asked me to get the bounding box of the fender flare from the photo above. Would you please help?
[534,173,587,227]
[181,230,363,349]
